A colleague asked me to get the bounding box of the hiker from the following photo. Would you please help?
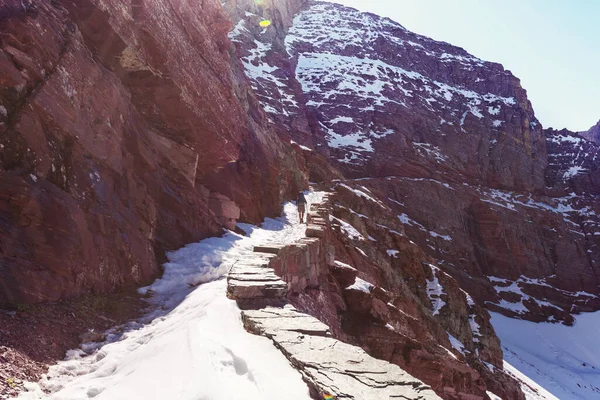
[297,191,307,223]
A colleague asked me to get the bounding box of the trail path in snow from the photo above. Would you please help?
[18,192,324,400]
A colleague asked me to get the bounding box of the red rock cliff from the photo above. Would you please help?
[228,0,600,324]
[0,0,306,304]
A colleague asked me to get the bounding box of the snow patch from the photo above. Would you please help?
[329,215,365,241]
[333,260,357,271]
[447,333,466,356]
[290,140,313,151]
[413,142,448,163]
[348,277,374,293]
[563,166,585,179]
[429,231,451,241]
[337,183,385,208]
[386,249,399,258]
[426,264,446,316]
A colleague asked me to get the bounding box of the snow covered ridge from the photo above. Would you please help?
[285,2,492,73]
[229,0,529,166]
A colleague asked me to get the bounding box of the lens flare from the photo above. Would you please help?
[259,19,271,28]
[323,395,335,400]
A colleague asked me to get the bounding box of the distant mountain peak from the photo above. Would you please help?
[580,119,600,144]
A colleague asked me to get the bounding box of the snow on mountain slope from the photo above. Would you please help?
[17,193,324,400]
[503,362,559,400]
[491,312,600,400]
[226,1,600,397]
[284,2,518,165]
[231,0,546,190]
[545,128,600,195]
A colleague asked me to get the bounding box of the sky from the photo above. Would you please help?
[327,0,600,132]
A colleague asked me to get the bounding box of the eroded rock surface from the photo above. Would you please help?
[225,197,521,399]
[0,0,306,304]
[228,0,600,325]
[227,238,441,399]
[243,306,441,400]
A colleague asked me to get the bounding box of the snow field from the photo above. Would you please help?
[491,311,600,400]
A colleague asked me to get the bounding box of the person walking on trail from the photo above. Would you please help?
[297,191,307,223]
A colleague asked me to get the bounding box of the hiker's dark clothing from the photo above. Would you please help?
[297,193,307,223]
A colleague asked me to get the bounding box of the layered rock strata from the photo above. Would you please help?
[228,196,524,399]
[228,0,600,323]
[226,202,441,399]
[243,306,441,400]
[0,0,306,304]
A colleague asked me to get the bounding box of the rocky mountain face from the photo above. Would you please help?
[0,0,307,304]
[2,0,598,398]
[233,2,547,191]
[228,0,600,324]
[580,120,600,144]
[225,0,599,396]
[546,127,600,196]
[301,191,525,399]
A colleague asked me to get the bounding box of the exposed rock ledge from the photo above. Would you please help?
[226,196,441,399]
[243,306,440,399]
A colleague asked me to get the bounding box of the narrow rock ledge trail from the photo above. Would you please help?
[17,192,326,400]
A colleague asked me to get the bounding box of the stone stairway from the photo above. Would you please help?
[226,197,441,399]
[227,252,288,308]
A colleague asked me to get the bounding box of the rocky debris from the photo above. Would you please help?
[0,0,307,305]
[0,292,143,398]
[242,306,441,400]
